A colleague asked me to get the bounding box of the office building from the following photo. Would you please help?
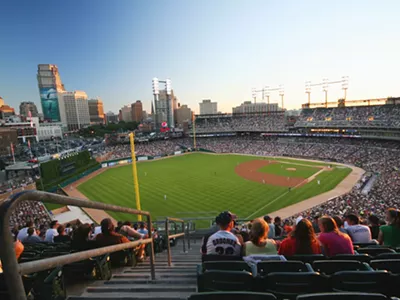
[0,97,5,107]
[88,98,105,124]
[0,105,16,119]
[155,90,177,128]
[232,101,279,115]
[58,91,90,131]
[175,104,193,126]
[119,105,132,122]
[131,100,143,123]
[0,128,18,155]
[106,111,118,124]
[37,64,65,122]
[199,99,218,115]
[19,102,39,117]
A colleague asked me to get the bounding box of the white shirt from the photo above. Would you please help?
[17,227,37,241]
[346,224,372,243]
[45,228,59,243]
[206,230,241,256]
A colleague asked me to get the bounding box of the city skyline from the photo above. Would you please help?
[1,1,400,114]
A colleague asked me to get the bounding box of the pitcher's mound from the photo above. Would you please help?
[286,168,297,171]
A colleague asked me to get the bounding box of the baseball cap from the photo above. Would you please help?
[216,211,237,226]
[295,216,304,225]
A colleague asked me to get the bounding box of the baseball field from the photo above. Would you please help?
[77,153,352,226]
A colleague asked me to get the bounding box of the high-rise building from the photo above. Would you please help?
[199,99,218,115]
[119,105,132,122]
[58,91,90,131]
[131,100,143,123]
[88,98,105,124]
[156,90,176,128]
[106,111,118,124]
[37,64,65,122]
[19,101,39,117]
[232,101,279,115]
[175,104,193,126]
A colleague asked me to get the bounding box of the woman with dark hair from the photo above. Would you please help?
[278,219,321,256]
[71,223,96,251]
[318,216,354,257]
[368,215,380,240]
[378,208,400,247]
[244,218,277,256]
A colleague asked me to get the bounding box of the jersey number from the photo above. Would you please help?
[215,246,235,255]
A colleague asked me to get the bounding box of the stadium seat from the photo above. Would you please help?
[312,260,372,275]
[202,255,242,262]
[331,271,392,295]
[356,248,395,257]
[0,273,37,300]
[110,249,136,267]
[370,259,400,274]
[332,254,371,263]
[188,291,277,300]
[262,272,330,299]
[297,292,389,300]
[201,261,254,273]
[257,261,313,277]
[197,270,254,292]
[353,243,381,249]
[375,252,400,260]
[63,254,111,280]
[286,255,326,264]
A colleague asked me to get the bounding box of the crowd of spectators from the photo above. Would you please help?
[0,174,36,195]
[195,114,287,133]
[296,105,400,128]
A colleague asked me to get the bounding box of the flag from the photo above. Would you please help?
[27,140,31,149]
[28,110,33,128]
[10,142,14,155]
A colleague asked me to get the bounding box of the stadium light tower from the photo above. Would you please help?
[279,85,285,110]
[305,81,312,106]
[342,76,349,101]
[252,88,257,104]
[322,78,329,107]
[265,86,270,110]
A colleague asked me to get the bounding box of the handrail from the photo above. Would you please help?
[0,190,156,300]
[165,217,186,266]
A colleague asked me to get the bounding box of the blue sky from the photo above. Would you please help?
[1,0,400,114]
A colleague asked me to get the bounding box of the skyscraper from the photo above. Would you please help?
[37,64,65,122]
[88,98,105,124]
[19,102,39,117]
[58,91,90,131]
[131,100,143,123]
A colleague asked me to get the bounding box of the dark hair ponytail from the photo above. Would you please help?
[388,208,400,228]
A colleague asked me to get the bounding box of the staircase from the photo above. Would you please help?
[68,240,200,300]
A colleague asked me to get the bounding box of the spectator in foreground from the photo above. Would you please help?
[244,218,277,256]
[0,241,24,273]
[345,214,372,243]
[318,216,354,257]
[378,208,400,247]
[202,211,242,256]
[278,219,322,256]
[71,224,95,251]
[95,218,130,247]
[137,222,149,236]
[22,227,42,244]
[54,225,71,243]
[45,220,60,243]
[263,215,275,238]
[312,215,321,234]
[368,215,381,240]
[16,220,36,241]
[333,216,348,234]
[274,216,283,237]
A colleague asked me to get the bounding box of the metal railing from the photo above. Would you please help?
[0,190,156,300]
[165,217,186,266]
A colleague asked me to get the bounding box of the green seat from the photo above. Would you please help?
[370,259,400,274]
[356,248,395,257]
[312,260,371,275]
[203,261,254,273]
[286,255,326,264]
[257,261,313,277]
[197,270,254,292]
[332,254,371,263]
[263,272,330,299]
[297,292,389,300]
[188,291,277,300]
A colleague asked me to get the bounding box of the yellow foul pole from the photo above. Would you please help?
[192,114,196,149]
[129,132,142,221]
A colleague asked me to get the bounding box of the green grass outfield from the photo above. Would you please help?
[258,163,319,178]
[78,153,351,226]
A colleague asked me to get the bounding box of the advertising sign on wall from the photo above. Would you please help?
[137,156,148,161]
[40,87,61,122]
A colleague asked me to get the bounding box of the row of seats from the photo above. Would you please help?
[188,291,398,300]
[197,259,400,298]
